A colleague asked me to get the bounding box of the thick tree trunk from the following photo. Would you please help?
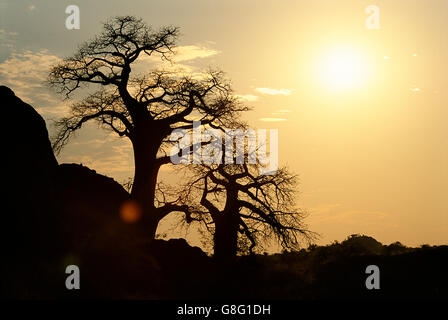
[213,211,240,263]
[129,125,163,240]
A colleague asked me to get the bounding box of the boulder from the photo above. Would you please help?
[1,85,60,298]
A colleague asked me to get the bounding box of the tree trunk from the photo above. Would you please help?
[129,125,163,240]
[213,211,240,263]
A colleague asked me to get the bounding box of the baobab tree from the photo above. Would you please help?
[48,16,247,239]
[178,162,314,262]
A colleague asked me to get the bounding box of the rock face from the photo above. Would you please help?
[55,163,151,299]
[2,86,58,170]
[1,86,60,298]
[57,163,130,251]
[1,85,58,231]
[0,86,137,298]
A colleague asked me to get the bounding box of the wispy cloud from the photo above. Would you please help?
[173,45,219,62]
[134,44,219,80]
[0,28,19,51]
[0,44,218,117]
[255,87,293,96]
[59,130,134,181]
[0,49,65,116]
[138,44,218,65]
[235,94,258,102]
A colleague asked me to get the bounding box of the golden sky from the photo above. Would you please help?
[1,0,447,248]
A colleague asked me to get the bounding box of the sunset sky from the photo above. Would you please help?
[1,0,447,249]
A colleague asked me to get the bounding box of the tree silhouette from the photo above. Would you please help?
[179,162,314,262]
[48,16,247,238]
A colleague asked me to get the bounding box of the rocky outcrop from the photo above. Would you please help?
[2,85,58,170]
[0,86,137,298]
[1,86,60,298]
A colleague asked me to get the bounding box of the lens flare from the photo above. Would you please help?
[120,200,142,223]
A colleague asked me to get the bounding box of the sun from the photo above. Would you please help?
[317,46,368,91]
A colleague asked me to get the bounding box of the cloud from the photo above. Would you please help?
[0,49,65,116]
[28,4,36,11]
[0,50,59,88]
[173,45,219,62]
[0,28,19,51]
[58,128,135,182]
[255,88,293,96]
[235,94,258,102]
[133,44,218,80]
[138,44,218,65]
[0,44,218,121]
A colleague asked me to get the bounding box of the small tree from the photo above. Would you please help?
[180,163,314,262]
[48,16,247,238]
